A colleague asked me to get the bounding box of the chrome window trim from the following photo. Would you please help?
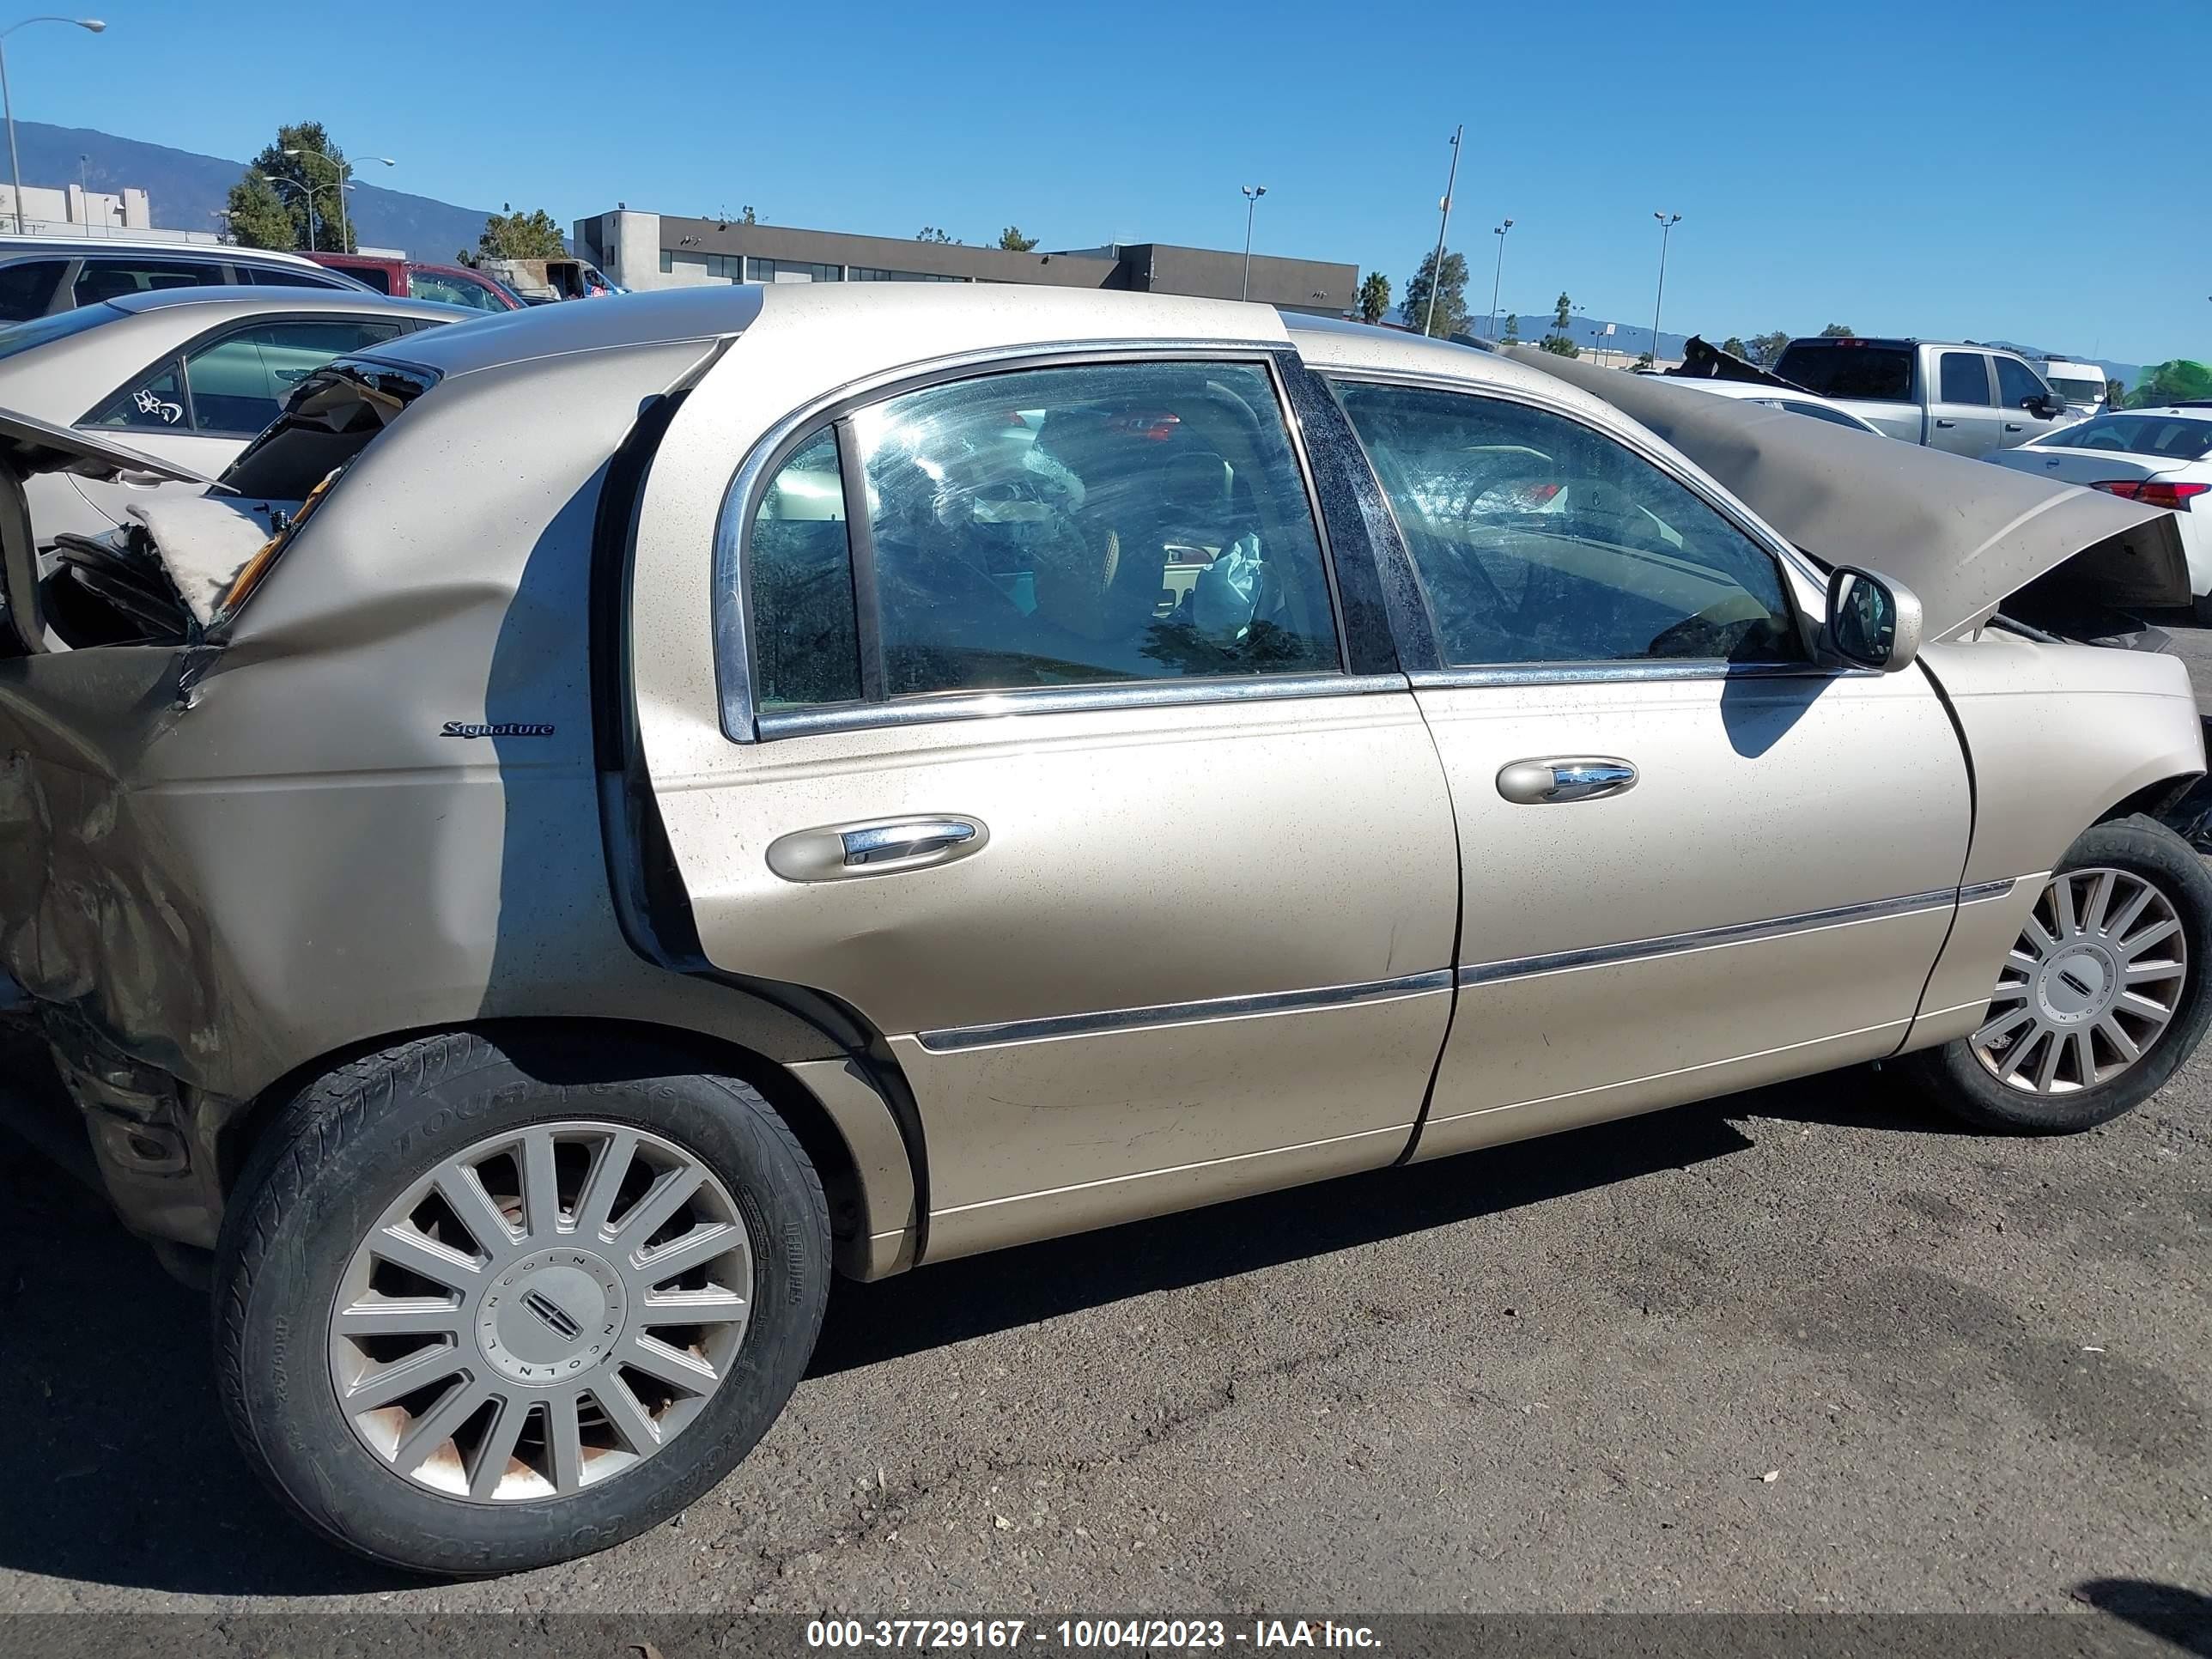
[918,969,1455,1054]
[1456,880,2014,988]
[757,672,1409,741]
[713,337,1328,744]
[915,879,2019,1053]
[1316,365,1836,624]
[1408,659,1877,692]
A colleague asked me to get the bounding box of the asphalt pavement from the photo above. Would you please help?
[0,639,2207,1628]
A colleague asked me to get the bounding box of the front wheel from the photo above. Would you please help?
[214,1031,830,1576]
[1908,815,2212,1133]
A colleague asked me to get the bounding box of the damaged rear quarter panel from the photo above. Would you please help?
[0,337,767,1108]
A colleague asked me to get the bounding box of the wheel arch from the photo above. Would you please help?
[210,1012,921,1281]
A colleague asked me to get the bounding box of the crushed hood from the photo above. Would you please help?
[0,406,216,656]
[1501,347,2190,637]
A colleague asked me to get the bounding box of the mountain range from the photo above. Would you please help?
[15,119,500,261]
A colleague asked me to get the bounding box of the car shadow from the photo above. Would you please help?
[0,1062,1946,1596]
[2073,1578,2212,1658]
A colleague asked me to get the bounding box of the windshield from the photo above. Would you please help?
[2039,415,2212,461]
[1771,342,1914,401]
[2049,376,2105,405]
[0,301,122,362]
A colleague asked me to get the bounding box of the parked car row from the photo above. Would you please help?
[2,283,2205,1578]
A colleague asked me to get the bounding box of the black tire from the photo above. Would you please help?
[1907,815,2212,1133]
[2194,592,2212,630]
[213,1030,830,1577]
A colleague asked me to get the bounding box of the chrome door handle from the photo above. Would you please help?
[766,814,988,881]
[1496,757,1638,805]
[1934,419,1957,428]
[2003,422,2023,432]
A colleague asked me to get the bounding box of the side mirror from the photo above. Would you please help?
[1819,566,1923,672]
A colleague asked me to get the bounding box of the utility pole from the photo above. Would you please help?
[1487,219,1513,339]
[1421,125,1462,337]
[0,15,105,234]
[1650,210,1681,365]
[1240,184,1267,301]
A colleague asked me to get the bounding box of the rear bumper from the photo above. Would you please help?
[9,991,223,1249]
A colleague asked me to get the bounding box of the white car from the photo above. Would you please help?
[1986,408,2212,621]
[1663,374,1888,436]
[0,284,471,549]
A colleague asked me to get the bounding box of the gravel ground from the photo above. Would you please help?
[0,634,2207,1628]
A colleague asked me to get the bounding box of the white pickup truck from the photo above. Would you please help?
[1770,337,2076,458]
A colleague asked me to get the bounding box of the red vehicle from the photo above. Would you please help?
[305,252,524,313]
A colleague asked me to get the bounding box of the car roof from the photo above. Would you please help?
[362,281,1310,381]
[94,284,479,324]
[0,234,327,268]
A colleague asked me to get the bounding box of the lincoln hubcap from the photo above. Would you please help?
[1972,867,2187,1095]
[327,1122,752,1504]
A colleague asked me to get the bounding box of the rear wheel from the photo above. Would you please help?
[1909,816,2212,1133]
[214,1031,830,1576]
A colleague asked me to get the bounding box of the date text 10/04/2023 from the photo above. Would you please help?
[805,1619,1382,1650]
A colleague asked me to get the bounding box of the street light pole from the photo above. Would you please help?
[0,15,103,234]
[293,148,392,254]
[1487,218,1513,338]
[260,172,329,252]
[1422,125,1462,337]
[1650,210,1681,365]
[1240,184,1267,301]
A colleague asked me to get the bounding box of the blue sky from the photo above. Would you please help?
[9,0,2206,364]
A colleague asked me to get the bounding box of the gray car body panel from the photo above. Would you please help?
[0,286,2203,1279]
[1499,345,2191,633]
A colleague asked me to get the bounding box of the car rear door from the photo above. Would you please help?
[1324,374,1975,1162]
[633,346,1461,1260]
[1930,349,2002,454]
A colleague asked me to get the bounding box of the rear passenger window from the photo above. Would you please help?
[751,430,862,709]
[1939,353,1992,406]
[0,258,65,321]
[746,361,1341,710]
[71,258,222,306]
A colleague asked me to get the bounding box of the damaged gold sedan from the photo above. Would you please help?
[1,286,2207,1576]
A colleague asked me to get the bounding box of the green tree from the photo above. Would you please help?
[995,226,1039,252]
[1721,335,1750,359]
[1400,248,1470,338]
[225,120,353,252]
[1539,291,1582,357]
[916,226,958,244]
[477,205,566,260]
[1636,349,1655,369]
[1747,330,1791,367]
[1356,270,1391,325]
[1819,322,1855,337]
[224,171,296,251]
[2105,378,2126,407]
[2125,361,2212,407]
[1502,313,1520,343]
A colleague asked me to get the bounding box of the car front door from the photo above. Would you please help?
[1326,376,1974,1161]
[1994,355,2066,449]
[66,317,407,531]
[1930,349,2002,455]
[639,351,1462,1260]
